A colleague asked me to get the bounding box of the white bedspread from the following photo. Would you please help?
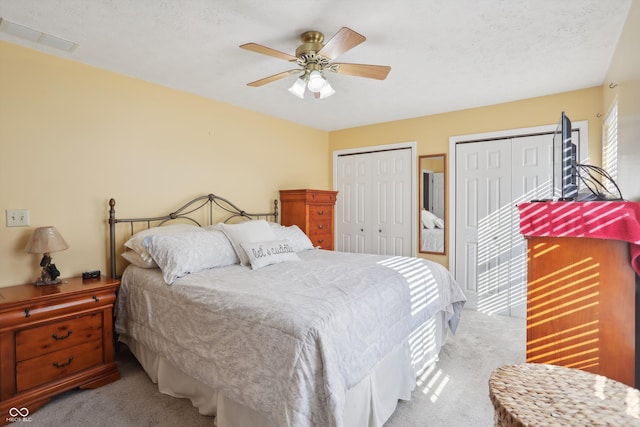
[115,249,466,427]
[421,227,445,252]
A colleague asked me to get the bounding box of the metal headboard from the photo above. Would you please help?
[108,193,278,279]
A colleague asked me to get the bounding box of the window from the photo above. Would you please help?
[602,99,618,192]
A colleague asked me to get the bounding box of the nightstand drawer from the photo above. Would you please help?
[0,289,115,328]
[15,312,103,361]
[16,339,103,392]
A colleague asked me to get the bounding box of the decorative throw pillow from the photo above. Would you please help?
[142,229,239,284]
[218,220,277,266]
[240,240,301,270]
[269,223,315,252]
[125,223,203,262]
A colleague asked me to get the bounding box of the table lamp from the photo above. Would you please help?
[25,226,69,285]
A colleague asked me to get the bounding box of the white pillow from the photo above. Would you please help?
[122,250,158,269]
[125,223,203,262]
[218,220,277,266]
[269,223,314,252]
[142,229,239,284]
[433,216,445,229]
[240,240,300,270]
[421,209,436,229]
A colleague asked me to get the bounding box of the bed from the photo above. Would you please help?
[421,227,445,252]
[109,194,466,427]
[420,209,445,252]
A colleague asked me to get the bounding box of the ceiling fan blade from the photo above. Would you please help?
[332,63,391,80]
[240,43,298,62]
[317,27,365,60]
[247,69,301,87]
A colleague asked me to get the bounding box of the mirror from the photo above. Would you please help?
[419,154,446,255]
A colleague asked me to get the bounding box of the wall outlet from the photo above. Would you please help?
[6,209,30,227]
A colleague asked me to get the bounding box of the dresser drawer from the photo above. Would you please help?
[308,218,332,236]
[311,233,333,249]
[309,207,332,220]
[15,312,103,361]
[307,192,336,204]
[16,339,103,392]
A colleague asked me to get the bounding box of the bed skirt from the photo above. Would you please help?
[118,310,448,427]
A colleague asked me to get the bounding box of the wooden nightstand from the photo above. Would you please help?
[0,277,120,420]
[280,189,338,250]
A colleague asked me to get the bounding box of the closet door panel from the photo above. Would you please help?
[456,139,511,312]
[372,150,412,256]
[337,154,370,253]
[509,134,554,317]
[337,148,413,256]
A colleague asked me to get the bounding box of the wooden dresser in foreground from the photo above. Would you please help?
[519,201,640,388]
[0,277,120,421]
[525,236,637,388]
[280,189,338,250]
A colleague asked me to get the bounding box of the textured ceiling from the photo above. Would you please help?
[0,0,632,131]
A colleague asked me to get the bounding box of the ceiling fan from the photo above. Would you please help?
[240,27,391,99]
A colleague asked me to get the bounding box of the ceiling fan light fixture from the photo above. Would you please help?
[318,81,336,99]
[241,27,391,100]
[307,70,326,92]
[288,77,306,98]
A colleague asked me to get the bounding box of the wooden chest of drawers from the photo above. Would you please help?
[0,277,120,419]
[280,189,338,250]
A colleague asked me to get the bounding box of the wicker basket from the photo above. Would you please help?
[489,363,640,426]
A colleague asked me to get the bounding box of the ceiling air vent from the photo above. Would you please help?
[0,17,78,52]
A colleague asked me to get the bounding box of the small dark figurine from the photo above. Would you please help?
[39,254,51,268]
[47,263,61,281]
[37,254,61,285]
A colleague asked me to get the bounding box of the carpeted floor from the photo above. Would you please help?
[27,308,525,426]
[384,308,525,427]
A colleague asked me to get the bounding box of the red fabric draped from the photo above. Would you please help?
[518,201,640,275]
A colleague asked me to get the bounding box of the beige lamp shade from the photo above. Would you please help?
[25,226,69,254]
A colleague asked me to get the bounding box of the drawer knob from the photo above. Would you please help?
[92,295,100,302]
[317,210,324,215]
[318,239,324,243]
[24,308,31,318]
[53,356,74,369]
[52,330,73,341]
[317,224,324,229]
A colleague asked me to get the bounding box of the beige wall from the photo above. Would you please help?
[0,41,329,287]
[329,87,604,266]
[329,87,603,158]
[602,0,640,202]
[3,4,638,287]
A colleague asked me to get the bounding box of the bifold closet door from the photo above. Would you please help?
[336,149,412,256]
[455,134,553,318]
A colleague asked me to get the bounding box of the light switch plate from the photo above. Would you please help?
[6,209,30,227]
